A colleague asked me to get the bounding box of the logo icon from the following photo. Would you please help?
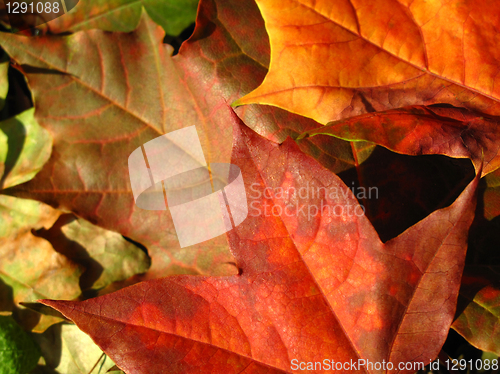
[3,0,79,32]
[128,126,248,248]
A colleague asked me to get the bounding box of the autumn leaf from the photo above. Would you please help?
[0,68,72,331]
[204,0,497,261]
[0,0,390,287]
[45,0,199,35]
[36,214,151,291]
[452,168,500,355]
[235,0,500,125]
[0,196,82,332]
[0,108,52,189]
[0,0,365,279]
[298,105,500,176]
[482,168,500,220]
[452,267,500,355]
[59,218,150,290]
[0,12,238,278]
[0,56,8,111]
[42,120,479,373]
[0,0,496,364]
[181,0,370,177]
[185,0,498,195]
[0,0,398,271]
[32,323,122,374]
[0,0,197,36]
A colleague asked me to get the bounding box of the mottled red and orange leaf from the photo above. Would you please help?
[43,120,479,373]
[235,0,500,124]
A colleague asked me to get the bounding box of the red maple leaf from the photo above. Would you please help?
[43,118,479,373]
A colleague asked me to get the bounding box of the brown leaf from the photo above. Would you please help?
[482,168,500,220]
[299,105,500,176]
[0,13,237,278]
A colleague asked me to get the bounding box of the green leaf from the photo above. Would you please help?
[0,315,40,374]
[453,267,500,355]
[0,57,9,112]
[31,323,119,374]
[46,0,198,35]
[0,108,52,190]
[0,196,82,332]
[0,194,59,239]
[45,216,151,290]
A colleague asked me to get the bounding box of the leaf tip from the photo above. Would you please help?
[38,299,73,314]
[38,299,57,308]
[38,299,81,325]
[296,132,309,141]
[232,91,262,107]
[231,98,243,108]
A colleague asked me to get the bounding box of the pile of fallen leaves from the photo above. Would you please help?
[0,0,499,373]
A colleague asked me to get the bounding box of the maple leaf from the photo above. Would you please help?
[42,120,479,373]
[0,195,82,332]
[33,323,123,373]
[45,0,199,35]
[0,0,495,364]
[0,12,237,278]
[481,168,500,220]
[0,57,8,111]
[36,214,151,291]
[0,0,362,279]
[235,0,500,125]
[0,109,52,189]
[298,105,500,176]
[452,267,500,355]
[0,102,77,332]
[1,0,471,269]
